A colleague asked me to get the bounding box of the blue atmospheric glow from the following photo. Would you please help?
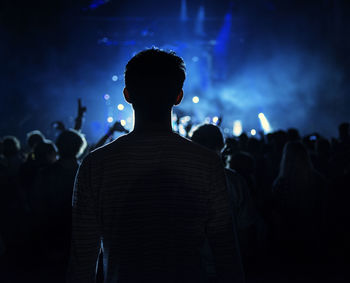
[195,6,205,36]
[214,13,232,56]
[89,0,108,10]
[180,0,188,21]
[233,120,243,136]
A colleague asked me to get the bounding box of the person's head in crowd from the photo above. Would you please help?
[302,133,319,152]
[238,133,248,151]
[272,130,288,152]
[287,128,300,142]
[278,141,313,180]
[34,140,58,166]
[266,133,274,145]
[316,138,331,159]
[190,124,224,154]
[26,130,45,150]
[56,129,87,159]
[2,136,21,159]
[338,122,349,142]
[124,48,186,119]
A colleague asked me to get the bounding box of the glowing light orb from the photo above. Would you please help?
[192,56,199,62]
[258,113,272,133]
[107,116,113,123]
[120,119,126,126]
[192,96,199,103]
[112,75,118,81]
[233,120,243,137]
[117,104,124,111]
[104,94,110,100]
[251,129,256,136]
[212,116,219,124]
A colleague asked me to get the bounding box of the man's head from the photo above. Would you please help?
[124,48,186,114]
[2,136,21,158]
[191,124,225,153]
[56,129,87,159]
[27,130,45,150]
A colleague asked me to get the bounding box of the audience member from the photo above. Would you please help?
[68,48,245,283]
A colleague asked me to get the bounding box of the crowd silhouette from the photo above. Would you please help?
[1,54,350,282]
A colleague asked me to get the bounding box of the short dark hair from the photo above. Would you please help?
[56,129,87,159]
[124,48,186,109]
[2,136,21,158]
[191,124,224,151]
[27,130,45,149]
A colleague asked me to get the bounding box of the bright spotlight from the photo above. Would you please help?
[250,129,256,136]
[258,113,272,133]
[117,104,124,111]
[120,119,126,126]
[112,75,118,81]
[178,124,186,136]
[192,96,199,103]
[107,116,113,123]
[212,116,219,124]
[180,116,191,124]
[233,120,243,137]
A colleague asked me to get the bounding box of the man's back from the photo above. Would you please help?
[69,131,243,283]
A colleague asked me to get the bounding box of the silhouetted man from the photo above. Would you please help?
[68,48,244,283]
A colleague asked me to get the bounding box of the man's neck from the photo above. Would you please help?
[132,110,173,134]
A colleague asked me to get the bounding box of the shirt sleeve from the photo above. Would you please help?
[67,154,101,283]
[206,156,245,283]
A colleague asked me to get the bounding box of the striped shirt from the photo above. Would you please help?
[68,131,244,283]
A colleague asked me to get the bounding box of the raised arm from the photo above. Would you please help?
[67,155,101,283]
[74,98,87,132]
[94,121,129,149]
[206,156,245,283]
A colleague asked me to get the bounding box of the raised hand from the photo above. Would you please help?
[75,98,87,131]
[109,121,129,134]
[77,98,87,118]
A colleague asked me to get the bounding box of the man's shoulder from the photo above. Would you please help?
[87,132,219,163]
[169,133,221,161]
